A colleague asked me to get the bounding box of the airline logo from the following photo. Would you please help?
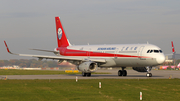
[58,28,62,40]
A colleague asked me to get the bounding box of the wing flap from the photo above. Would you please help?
[30,48,59,53]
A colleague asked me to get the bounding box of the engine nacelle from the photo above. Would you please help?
[132,67,147,72]
[78,61,97,73]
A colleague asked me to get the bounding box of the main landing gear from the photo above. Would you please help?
[118,67,127,76]
[82,72,91,77]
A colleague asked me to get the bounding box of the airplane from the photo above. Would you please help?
[4,16,165,77]
[170,41,180,60]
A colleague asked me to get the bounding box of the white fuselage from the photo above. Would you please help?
[57,43,165,67]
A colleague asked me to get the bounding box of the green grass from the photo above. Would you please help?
[0,69,109,75]
[0,79,180,101]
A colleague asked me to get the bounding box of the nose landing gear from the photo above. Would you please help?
[146,73,152,77]
[146,66,152,77]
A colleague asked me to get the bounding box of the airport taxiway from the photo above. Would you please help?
[1,69,180,79]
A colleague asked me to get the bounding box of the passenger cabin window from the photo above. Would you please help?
[121,47,125,51]
[126,47,129,50]
[134,47,137,50]
[130,47,133,50]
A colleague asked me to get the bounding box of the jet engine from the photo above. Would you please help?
[132,67,147,72]
[78,61,97,73]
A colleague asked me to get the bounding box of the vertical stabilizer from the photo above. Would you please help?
[55,17,70,47]
[171,41,176,64]
[171,41,176,54]
[177,63,180,68]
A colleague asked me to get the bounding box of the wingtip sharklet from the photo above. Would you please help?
[4,41,12,54]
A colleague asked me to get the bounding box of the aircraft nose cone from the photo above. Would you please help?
[157,54,165,64]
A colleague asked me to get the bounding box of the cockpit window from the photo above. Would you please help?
[147,49,163,53]
[154,50,159,53]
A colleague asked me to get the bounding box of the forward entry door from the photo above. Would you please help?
[138,46,144,59]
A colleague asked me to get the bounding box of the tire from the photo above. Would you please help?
[146,73,152,77]
[122,70,127,76]
[149,73,152,77]
[118,70,122,76]
[82,72,87,77]
[87,73,91,77]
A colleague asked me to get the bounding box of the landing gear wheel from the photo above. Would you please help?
[87,73,91,77]
[122,70,127,76]
[149,73,152,77]
[82,72,87,77]
[118,70,122,76]
[146,73,152,77]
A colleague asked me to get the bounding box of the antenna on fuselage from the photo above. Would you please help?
[147,41,149,44]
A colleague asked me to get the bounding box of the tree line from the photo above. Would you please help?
[0,59,59,68]
[1,59,180,68]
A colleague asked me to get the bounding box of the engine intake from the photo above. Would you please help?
[78,61,97,73]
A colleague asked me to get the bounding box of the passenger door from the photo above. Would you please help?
[138,46,145,59]
[114,48,119,59]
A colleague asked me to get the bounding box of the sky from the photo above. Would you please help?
[0,0,180,60]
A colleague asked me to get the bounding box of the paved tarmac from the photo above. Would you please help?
[1,69,180,80]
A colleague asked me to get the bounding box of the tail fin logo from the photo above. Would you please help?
[58,28,62,40]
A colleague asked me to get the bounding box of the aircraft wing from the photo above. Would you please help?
[4,41,106,63]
